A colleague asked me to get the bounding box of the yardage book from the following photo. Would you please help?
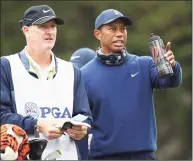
[60,114,91,131]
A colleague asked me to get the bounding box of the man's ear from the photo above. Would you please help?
[22,26,29,33]
[22,26,30,38]
[94,29,101,41]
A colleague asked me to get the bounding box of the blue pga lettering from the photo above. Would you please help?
[40,107,71,118]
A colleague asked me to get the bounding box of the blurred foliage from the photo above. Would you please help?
[1,1,192,160]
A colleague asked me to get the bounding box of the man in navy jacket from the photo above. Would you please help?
[81,9,182,160]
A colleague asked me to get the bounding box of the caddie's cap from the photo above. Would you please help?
[19,5,64,26]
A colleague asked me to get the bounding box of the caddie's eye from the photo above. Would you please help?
[38,25,45,28]
[51,24,56,28]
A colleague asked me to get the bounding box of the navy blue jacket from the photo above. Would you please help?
[81,53,182,158]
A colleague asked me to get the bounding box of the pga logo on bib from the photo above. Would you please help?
[25,102,71,119]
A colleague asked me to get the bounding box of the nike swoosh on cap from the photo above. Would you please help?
[43,9,51,13]
[71,56,80,60]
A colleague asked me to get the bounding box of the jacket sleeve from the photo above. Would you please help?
[149,57,182,89]
[72,65,92,126]
[0,57,37,135]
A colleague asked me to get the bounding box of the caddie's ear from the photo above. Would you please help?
[22,26,29,33]
[94,29,101,41]
[22,26,31,39]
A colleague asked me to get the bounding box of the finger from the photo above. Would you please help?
[164,50,173,58]
[71,125,87,131]
[70,134,84,140]
[165,42,171,52]
[49,128,63,134]
[47,133,62,140]
[71,125,82,130]
[66,130,85,139]
[70,135,79,140]
[66,129,78,135]
[66,131,76,138]
[67,128,85,135]
[169,59,176,67]
[165,55,174,62]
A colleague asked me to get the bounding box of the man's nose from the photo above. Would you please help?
[45,26,54,34]
[115,29,124,37]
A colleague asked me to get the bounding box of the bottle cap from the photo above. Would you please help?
[149,33,160,42]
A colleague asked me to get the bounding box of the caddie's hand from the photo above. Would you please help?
[65,125,87,140]
[47,127,63,140]
[164,42,176,67]
[37,120,63,140]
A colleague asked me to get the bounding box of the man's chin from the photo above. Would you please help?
[45,45,54,51]
[112,47,124,53]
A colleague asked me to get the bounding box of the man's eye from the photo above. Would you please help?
[109,28,116,31]
[121,27,127,31]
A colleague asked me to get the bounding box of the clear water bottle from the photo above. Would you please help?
[149,33,173,77]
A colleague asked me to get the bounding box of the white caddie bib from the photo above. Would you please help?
[6,54,78,160]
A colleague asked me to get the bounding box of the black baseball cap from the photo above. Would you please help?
[95,9,132,29]
[19,5,64,27]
